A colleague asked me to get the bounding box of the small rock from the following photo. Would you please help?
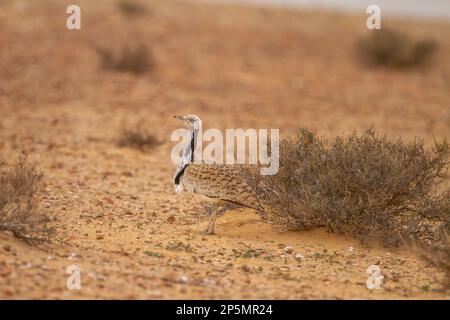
[294,253,304,261]
[241,265,251,272]
[67,252,77,260]
[145,290,163,298]
[19,262,32,269]
[284,246,294,254]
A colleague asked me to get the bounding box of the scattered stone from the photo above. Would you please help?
[19,262,32,269]
[241,265,251,272]
[284,246,294,254]
[294,253,304,262]
[67,252,77,260]
[145,290,163,298]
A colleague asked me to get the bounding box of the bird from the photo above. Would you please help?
[173,115,263,235]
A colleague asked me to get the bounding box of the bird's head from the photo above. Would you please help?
[174,114,202,130]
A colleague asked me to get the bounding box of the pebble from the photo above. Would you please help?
[294,253,304,262]
[283,246,294,254]
[19,262,32,269]
[145,290,163,298]
[67,252,77,260]
[241,265,251,272]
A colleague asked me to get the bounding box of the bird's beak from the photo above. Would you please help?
[174,115,184,121]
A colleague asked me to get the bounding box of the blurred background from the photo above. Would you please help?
[0,0,450,299]
[0,0,449,141]
[214,0,450,20]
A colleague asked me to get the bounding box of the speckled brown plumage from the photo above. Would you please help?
[180,163,262,211]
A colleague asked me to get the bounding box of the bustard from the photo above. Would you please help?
[173,115,262,235]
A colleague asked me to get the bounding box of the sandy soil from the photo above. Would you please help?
[0,0,449,299]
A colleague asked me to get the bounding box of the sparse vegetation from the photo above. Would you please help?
[97,45,154,75]
[144,250,163,258]
[117,0,148,16]
[358,29,436,68]
[231,243,267,259]
[117,123,161,151]
[245,128,449,246]
[0,155,52,243]
[416,231,450,291]
[165,240,193,252]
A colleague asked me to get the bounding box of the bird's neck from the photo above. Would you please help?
[183,125,199,164]
[173,123,200,187]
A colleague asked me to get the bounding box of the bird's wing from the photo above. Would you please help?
[182,164,261,210]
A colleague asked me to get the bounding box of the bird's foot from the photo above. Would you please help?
[202,226,215,235]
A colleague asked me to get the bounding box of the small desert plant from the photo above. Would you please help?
[245,128,449,246]
[165,240,193,252]
[97,45,154,75]
[358,29,436,68]
[117,0,148,16]
[0,155,52,243]
[117,124,161,151]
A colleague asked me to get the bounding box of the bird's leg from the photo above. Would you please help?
[202,201,241,235]
[203,208,218,235]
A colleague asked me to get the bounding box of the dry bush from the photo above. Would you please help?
[416,230,450,291]
[245,128,449,246]
[117,0,148,16]
[97,45,154,75]
[117,124,161,151]
[358,29,436,68]
[0,155,52,243]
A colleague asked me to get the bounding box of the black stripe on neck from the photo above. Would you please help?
[174,130,195,186]
[190,131,195,163]
[174,164,188,185]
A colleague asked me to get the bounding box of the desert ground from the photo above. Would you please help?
[0,0,450,299]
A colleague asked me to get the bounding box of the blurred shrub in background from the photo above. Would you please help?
[117,122,161,151]
[117,0,149,16]
[97,45,154,76]
[358,29,437,68]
